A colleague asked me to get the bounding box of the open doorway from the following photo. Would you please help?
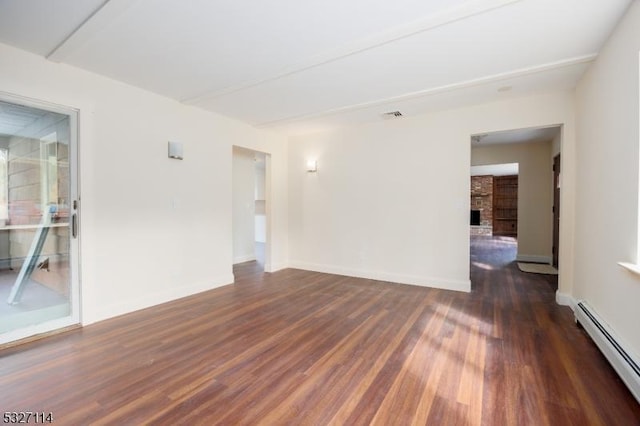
[254,152,266,267]
[470,163,519,238]
[470,163,520,270]
[469,126,561,290]
[232,146,270,275]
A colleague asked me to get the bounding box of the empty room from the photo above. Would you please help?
[1,0,639,424]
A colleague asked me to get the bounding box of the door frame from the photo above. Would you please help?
[231,145,272,273]
[0,92,81,345]
[552,153,561,267]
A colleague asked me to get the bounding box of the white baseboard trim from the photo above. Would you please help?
[87,273,234,325]
[289,261,470,293]
[265,262,288,273]
[516,254,552,264]
[555,290,576,310]
[233,254,256,264]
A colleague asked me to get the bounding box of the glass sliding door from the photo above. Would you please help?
[0,96,79,345]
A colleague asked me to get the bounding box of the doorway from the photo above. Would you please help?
[232,146,270,274]
[470,163,519,240]
[552,154,560,267]
[469,125,561,292]
[0,95,80,345]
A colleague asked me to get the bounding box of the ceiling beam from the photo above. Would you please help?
[181,0,524,106]
[46,0,139,62]
[253,54,597,128]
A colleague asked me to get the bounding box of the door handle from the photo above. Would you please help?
[72,213,77,238]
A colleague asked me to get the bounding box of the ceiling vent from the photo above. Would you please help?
[382,111,403,119]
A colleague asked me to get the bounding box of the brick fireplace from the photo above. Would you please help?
[470,175,493,236]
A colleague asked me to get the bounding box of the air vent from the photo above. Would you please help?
[382,111,403,119]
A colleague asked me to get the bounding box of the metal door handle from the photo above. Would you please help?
[72,213,77,238]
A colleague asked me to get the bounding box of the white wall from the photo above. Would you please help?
[0,42,288,325]
[232,147,256,263]
[289,92,575,293]
[574,2,640,356]
[472,141,553,262]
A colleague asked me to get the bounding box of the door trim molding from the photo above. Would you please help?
[0,92,81,345]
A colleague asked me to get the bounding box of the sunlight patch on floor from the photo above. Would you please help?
[471,261,495,271]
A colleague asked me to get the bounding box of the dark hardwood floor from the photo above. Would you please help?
[1,236,638,425]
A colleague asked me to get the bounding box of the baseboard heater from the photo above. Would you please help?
[575,301,640,403]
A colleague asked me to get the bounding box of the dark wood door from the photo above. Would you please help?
[553,154,561,267]
[493,175,518,236]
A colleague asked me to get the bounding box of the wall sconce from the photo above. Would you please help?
[168,141,183,160]
[306,159,317,173]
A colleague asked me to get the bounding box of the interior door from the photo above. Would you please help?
[493,175,518,236]
[552,154,561,267]
[0,95,80,345]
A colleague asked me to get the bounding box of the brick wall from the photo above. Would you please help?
[471,175,493,227]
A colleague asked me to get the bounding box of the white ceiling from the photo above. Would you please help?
[0,0,631,135]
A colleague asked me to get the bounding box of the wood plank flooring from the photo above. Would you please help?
[1,236,639,424]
